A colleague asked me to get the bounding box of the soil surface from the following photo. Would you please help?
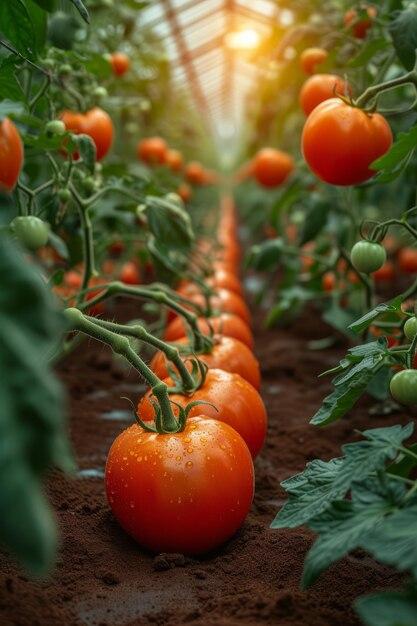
[0,299,407,626]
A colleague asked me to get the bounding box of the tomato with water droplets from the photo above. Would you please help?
[105,416,254,554]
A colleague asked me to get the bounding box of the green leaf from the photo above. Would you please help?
[348,297,402,334]
[363,504,417,577]
[77,134,96,174]
[0,236,74,574]
[271,458,347,528]
[366,365,391,401]
[146,195,194,250]
[388,443,417,478]
[48,231,69,260]
[247,238,284,271]
[322,301,357,336]
[24,0,47,54]
[356,589,417,626]
[299,200,329,245]
[372,127,417,181]
[0,61,25,103]
[0,99,26,117]
[347,38,388,68]
[302,477,405,588]
[266,285,312,326]
[389,5,417,70]
[0,0,37,59]
[32,0,56,10]
[68,0,90,23]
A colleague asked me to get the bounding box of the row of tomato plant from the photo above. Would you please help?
[235,1,417,623]
[0,0,269,584]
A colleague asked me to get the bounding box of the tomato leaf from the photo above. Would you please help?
[77,134,96,173]
[302,477,405,588]
[371,126,417,182]
[23,0,47,55]
[389,5,417,70]
[348,297,402,334]
[0,62,25,104]
[247,238,284,271]
[0,237,73,574]
[0,0,36,59]
[145,195,194,250]
[299,200,329,245]
[32,0,57,10]
[347,38,388,68]
[356,589,417,626]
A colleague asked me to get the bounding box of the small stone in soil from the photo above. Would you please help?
[152,553,195,571]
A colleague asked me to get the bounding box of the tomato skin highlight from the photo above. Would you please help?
[351,241,386,274]
[151,335,261,390]
[299,74,351,116]
[252,148,294,188]
[164,313,254,349]
[105,416,254,554]
[302,99,392,186]
[390,369,417,405]
[0,117,24,192]
[300,47,328,75]
[139,368,267,457]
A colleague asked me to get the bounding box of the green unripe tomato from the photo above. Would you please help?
[82,177,96,193]
[350,241,386,274]
[45,119,66,136]
[93,86,108,99]
[390,369,417,405]
[58,64,72,75]
[11,216,50,250]
[404,317,417,341]
[58,188,71,203]
[42,58,55,70]
[165,192,184,209]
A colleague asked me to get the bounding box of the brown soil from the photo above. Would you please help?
[0,302,406,626]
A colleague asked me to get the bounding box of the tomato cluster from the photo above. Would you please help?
[105,200,267,555]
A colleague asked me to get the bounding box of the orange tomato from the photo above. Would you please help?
[300,47,328,75]
[150,335,261,390]
[252,148,294,188]
[185,161,206,185]
[61,107,114,160]
[138,368,267,458]
[322,271,336,292]
[164,313,254,349]
[137,137,168,165]
[120,261,141,284]
[344,5,377,38]
[166,148,183,172]
[299,74,351,116]
[398,248,417,274]
[373,260,394,282]
[110,52,130,76]
[0,117,23,192]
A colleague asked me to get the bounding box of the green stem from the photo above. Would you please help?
[90,316,198,391]
[29,75,51,112]
[64,307,179,432]
[70,184,96,295]
[406,329,417,368]
[355,66,417,109]
[84,185,142,208]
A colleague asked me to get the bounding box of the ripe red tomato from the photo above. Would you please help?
[177,182,192,202]
[151,335,261,390]
[164,313,254,349]
[302,99,392,186]
[105,416,254,554]
[299,74,351,116]
[185,161,206,185]
[0,117,23,192]
[209,269,242,295]
[61,108,114,160]
[139,368,267,458]
[110,52,130,76]
[120,261,141,284]
[373,260,394,282]
[252,148,294,188]
[344,5,377,38]
[300,47,328,75]
[398,248,417,274]
[322,271,336,292]
[166,148,183,172]
[137,137,168,165]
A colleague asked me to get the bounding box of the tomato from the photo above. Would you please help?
[252,148,294,188]
[139,368,267,458]
[188,288,252,326]
[398,247,417,274]
[177,182,192,202]
[110,52,130,76]
[350,241,386,274]
[120,261,141,285]
[302,99,392,186]
[373,260,394,282]
[54,271,106,316]
[108,240,124,256]
[164,313,254,349]
[299,74,351,116]
[105,416,254,554]
[61,108,113,160]
[300,47,328,75]
[344,5,377,38]
[209,269,242,295]
[0,117,24,192]
[83,107,114,160]
[11,216,49,251]
[45,119,66,136]
[322,271,336,292]
[151,335,261,390]
[166,149,183,172]
[185,161,206,185]
[137,136,168,165]
[404,317,417,341]
[390,369,417,405]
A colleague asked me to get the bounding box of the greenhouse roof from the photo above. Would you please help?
[139,0,295,143]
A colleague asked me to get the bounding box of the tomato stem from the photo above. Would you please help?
[70,184,96,298]
[64,307,180,432]
[355,63,417,109]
